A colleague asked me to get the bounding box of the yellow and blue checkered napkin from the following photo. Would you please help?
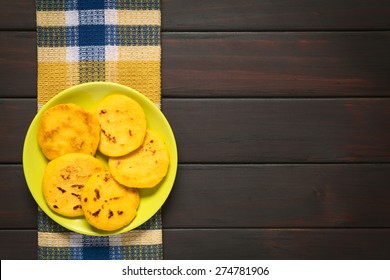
[36,0,162,260]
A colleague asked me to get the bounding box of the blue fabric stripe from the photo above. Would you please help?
[70,247,83,260]
[109,244,124,259]
[82,246,110,260]
[38,209,68,232]
[137,210,162,230]
[79,9,105,25]
[106,25,160,46]
[83,235,110,247]
[81,235,110,259]
[39,26,159,48]
[79,46,106,61]
[105,25,118,45]
[36,0,66,11]
[65,0,78,10]
[106,0,160,10]
[79,25,106,46]
[37,27,67,47]
[110,25,160,46]
[66,26,79,46]
[78,0,105,10]
[116,244,163,260]
[38,246,71,260]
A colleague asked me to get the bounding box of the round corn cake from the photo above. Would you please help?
[81,170,140,231]
[42,153,105,217]
[95,94,147,157]
[108,130,170,188]
[38,103,101,160]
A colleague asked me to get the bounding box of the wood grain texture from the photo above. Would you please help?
[162,32,390,97]
[2,229,390,260]
[2,98,390,164]
[0,0,390,31]
[162,0,390,31]
[163,98,390,163]
[1,31,389,98]
[0,1,35,30]
[0,99,36,163]
[163,164,390,228]
[0,165,37,228]
[0,32,37,98]
[163,229,390,259]
[0,230,37,260]
[5,164,390,229]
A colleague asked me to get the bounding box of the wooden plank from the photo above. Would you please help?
[1,31,389,98]
[163,229,390,259]
[1,229,390,259]
[0,32,37,98]
[0,165,37,228]
[163,164,390,228]
[0,230,37,260]
[162,32,390,97]
[0,99,37,163]
[0,1,35,30]
[162,0,390,31]
[4,164,390,228]
[163,98,390,163]
[1,1,390,31]
[1,98,390,163]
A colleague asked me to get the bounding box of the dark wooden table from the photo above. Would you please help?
[1,0,390,260]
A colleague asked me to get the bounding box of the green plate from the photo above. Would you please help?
[23,82,178,236]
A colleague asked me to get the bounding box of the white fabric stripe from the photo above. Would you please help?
[65,10,79,26]
[66,46,79,62]
[105,45,119,61]
[104,9,118,25]
[38,230,162,247]
[109,234,123,246]
[37,46,159,62]
[70,232,84,247]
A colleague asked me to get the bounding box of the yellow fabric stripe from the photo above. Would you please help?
[37,62,80,106]
[38,232,71,247]
[117,46,160,61]
[39,46,160,63]
[38,60,160,107]
[107,10,161,26]
[37,47,67,62]
[105,60,161,107]
[36,11,66,26]
[110,230,163,246]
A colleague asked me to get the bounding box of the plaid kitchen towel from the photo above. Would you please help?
[36,0,162,259]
